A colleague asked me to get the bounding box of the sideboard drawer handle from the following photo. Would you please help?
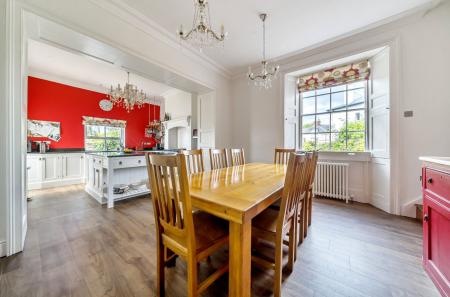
[424,214,429,222]
[427,178,433,184]
[119,161,122,165]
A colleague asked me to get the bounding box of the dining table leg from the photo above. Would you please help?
[229,220,251,297]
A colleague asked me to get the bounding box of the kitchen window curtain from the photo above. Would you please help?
[297,60,370,92]
[82,116,127,128]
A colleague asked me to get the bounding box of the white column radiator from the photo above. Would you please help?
[313,162,349,203]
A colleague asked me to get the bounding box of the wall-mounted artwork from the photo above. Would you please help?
[27,120,61,141]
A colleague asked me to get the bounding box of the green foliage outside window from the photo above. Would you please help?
[302,120,365,152]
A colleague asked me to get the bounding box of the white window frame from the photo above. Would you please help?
[299,80,369,152]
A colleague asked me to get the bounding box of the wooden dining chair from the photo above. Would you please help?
[274,148,295,165]
[181,149,205,174]
[306,151,318,230]
[229,148,245,166]
[297,151,318,242]
[251,153,309,297]
[209,148,229,170]
[146,153,229,297]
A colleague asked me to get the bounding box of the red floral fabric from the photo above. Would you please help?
[297,60,370,92]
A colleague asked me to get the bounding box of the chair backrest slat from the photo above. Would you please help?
[277,153,311,231]
[181,149,204,174]
[209,149,229,170]
[308,151,319,187]
[230,148,245,166]
[146,153,195,249]
[274,148,295,165]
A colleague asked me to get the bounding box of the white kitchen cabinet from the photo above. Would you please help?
[62,154,85,179]
[27,155,43,184]
[27,153,86,190]
[42,155,61,182]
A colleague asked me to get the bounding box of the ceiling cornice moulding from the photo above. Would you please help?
[89,0,232,79]
[231,0,439,79]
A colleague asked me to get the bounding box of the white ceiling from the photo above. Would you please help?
[120,0,432,73]
[28,39,174,97]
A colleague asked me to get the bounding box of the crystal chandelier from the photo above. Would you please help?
[248,13,280,89]
[178,0,227,50]
[107,72,147,113]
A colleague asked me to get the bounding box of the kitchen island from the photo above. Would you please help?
[85,151,176,208]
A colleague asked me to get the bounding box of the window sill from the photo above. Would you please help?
[317,151,371,162]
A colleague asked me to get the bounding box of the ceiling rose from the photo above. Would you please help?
[178,0,227,50]
[248,13,280,89]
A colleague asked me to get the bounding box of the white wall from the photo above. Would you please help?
[231,78,283,162]
[397,2,450,216]
[0,0,7,256]
[230,2,450,216]
[164,89,192,119]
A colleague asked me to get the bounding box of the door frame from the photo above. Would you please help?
[3,1,216,256]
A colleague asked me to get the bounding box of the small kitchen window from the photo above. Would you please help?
[82,116,126,151]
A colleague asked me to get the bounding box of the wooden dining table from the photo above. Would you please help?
[189,163,287,297]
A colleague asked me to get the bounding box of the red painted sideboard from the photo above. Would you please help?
[421,157,450,297]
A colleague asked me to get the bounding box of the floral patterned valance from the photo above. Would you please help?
[82,116,127,128]
[297,60,370,92]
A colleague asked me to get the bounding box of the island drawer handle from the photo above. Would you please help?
[119,161,122,165]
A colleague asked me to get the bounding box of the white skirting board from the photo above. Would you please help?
[0,240,6,257]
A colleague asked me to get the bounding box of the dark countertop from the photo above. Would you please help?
[28,149,85,154]
[86,150,178,158]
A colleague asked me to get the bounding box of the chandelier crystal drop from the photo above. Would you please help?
[247,13,280,89]
[107,72,147,113]
[178,0,227,50]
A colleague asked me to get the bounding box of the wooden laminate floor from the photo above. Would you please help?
[0,185,438,297]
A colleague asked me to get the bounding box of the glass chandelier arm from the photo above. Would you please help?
[207,28,226,41]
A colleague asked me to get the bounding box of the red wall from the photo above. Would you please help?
[27,76,160,149]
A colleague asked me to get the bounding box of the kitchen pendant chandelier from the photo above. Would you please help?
[178,0,227,50]
[107,72,147,113]
[248,13,279,89]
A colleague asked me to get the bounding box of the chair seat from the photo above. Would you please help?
[193,211,228,252]
[252,208,280,233]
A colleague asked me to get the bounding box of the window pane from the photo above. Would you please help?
[331,112,346,132]
[85,138,105,151]
[331,92,346,111]
[302,115,315,133]
[86,125,105,137]
[331,85,346,92]
[302,97,315,115]
[106,139,122,151]
[347,88,365,109]
[302,90,315,98]
[331,133,347,151]
[316,88,330,95]
[348,110,365,131]
[316,113,330,133]
[316,94,330,113]
[347,132,365,152]
[347,81,366,90]
[302,97,316,114]
[302,134,315,151]
[106,126,122,137]
[316,134,330,151]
